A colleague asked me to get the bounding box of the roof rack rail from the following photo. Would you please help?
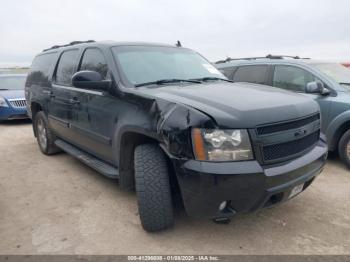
[43,40,96,52]
[215,54,310,64]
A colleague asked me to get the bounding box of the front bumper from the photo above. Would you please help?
[173,139,328,219]
[0,106,28,120]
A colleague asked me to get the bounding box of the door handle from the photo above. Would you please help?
[68,97,80,105]
[43,90,55,98]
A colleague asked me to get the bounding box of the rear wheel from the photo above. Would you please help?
[34,111,60,155]
[134,144,174,232]
[338,129,350,169]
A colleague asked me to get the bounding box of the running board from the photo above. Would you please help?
[55,139,119,179]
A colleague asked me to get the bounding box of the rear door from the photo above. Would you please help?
[48,49,80,142]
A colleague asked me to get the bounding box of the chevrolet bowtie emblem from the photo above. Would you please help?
[295,129,307,137]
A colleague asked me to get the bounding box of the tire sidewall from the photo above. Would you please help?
[338,129,350,169]
[134,144,174,232]
[34,112,49,154]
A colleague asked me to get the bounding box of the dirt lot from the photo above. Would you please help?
[0,120,349,255]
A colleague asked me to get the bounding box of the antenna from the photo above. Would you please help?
[176,41,182,47]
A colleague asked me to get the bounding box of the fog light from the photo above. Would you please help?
[219,201,227,211]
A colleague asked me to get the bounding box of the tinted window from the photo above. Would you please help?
[55,50,79,86]
[27,53,56,86]
[219,67,236,79]
[233,65,268,84]
[80,49,108,79]
[273,65,315,92]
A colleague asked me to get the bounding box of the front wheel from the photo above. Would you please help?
[338,129,350,169]
[134,144,174,232]
[34,111,60,155]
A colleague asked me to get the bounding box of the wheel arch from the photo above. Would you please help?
[116,128,172,191]
[326,111,350,151]
[30,101,43,137]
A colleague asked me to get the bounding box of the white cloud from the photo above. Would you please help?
[0,0,349,65]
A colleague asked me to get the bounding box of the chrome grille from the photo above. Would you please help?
[8,99,27,108]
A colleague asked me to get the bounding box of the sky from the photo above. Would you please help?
[0,0,350,67]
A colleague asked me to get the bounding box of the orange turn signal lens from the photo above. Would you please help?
[192,128,206,160]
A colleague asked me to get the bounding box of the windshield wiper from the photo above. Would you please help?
[0,88,9,90]
[135,79,201,87]
[191,77,233,83]
[340,82,350,85]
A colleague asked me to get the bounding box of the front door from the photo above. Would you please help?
[272,65,332,132]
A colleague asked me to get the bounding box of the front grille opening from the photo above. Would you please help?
[9,99,27,108]
[264,192,284,208]
[263,131,319,162]
[257,114,320,136]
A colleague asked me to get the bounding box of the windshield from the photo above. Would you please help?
[312,63,350,87]
[0,75,26,90]
[112,46,226,86]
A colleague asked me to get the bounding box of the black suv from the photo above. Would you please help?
[25,41,328,232]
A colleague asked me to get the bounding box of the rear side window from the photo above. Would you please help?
[27,53,56,86]
[55,50,79,86]
[218,67,236,79]
[273,65,316,92]
[233,65,268,84]
[79,48,108,79]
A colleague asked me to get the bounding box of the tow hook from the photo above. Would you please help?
[213,217,231,224]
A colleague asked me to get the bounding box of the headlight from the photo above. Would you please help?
[192,128,253,161]
[0,96,8,107]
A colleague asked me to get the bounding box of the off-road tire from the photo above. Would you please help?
[134,144,174,232]
[338,129,350,169]
[34,111,60,155]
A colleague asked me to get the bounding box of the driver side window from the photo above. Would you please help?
[273,65,316,93]
[79,48,109,80]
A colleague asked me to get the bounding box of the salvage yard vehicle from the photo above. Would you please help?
[25,41,327,232]
[0,74,28,121]
[216,56,350,168]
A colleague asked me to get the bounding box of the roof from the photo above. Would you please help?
[41,40,179,54]
[215,57,335,69]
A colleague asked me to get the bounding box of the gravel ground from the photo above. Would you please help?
[0,120,349,255]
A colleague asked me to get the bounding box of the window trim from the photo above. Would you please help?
[53,48,80,87]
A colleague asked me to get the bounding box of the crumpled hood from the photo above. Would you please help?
[0,90,25,100]
[137,82,320,128]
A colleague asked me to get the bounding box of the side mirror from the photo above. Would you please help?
[72,70,111,91]
[306,81,329,95]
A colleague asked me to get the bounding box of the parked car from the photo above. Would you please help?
[26,42,327,232]
[216,55,350,168]
[0,74,28,121]
[343,63,350,68]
